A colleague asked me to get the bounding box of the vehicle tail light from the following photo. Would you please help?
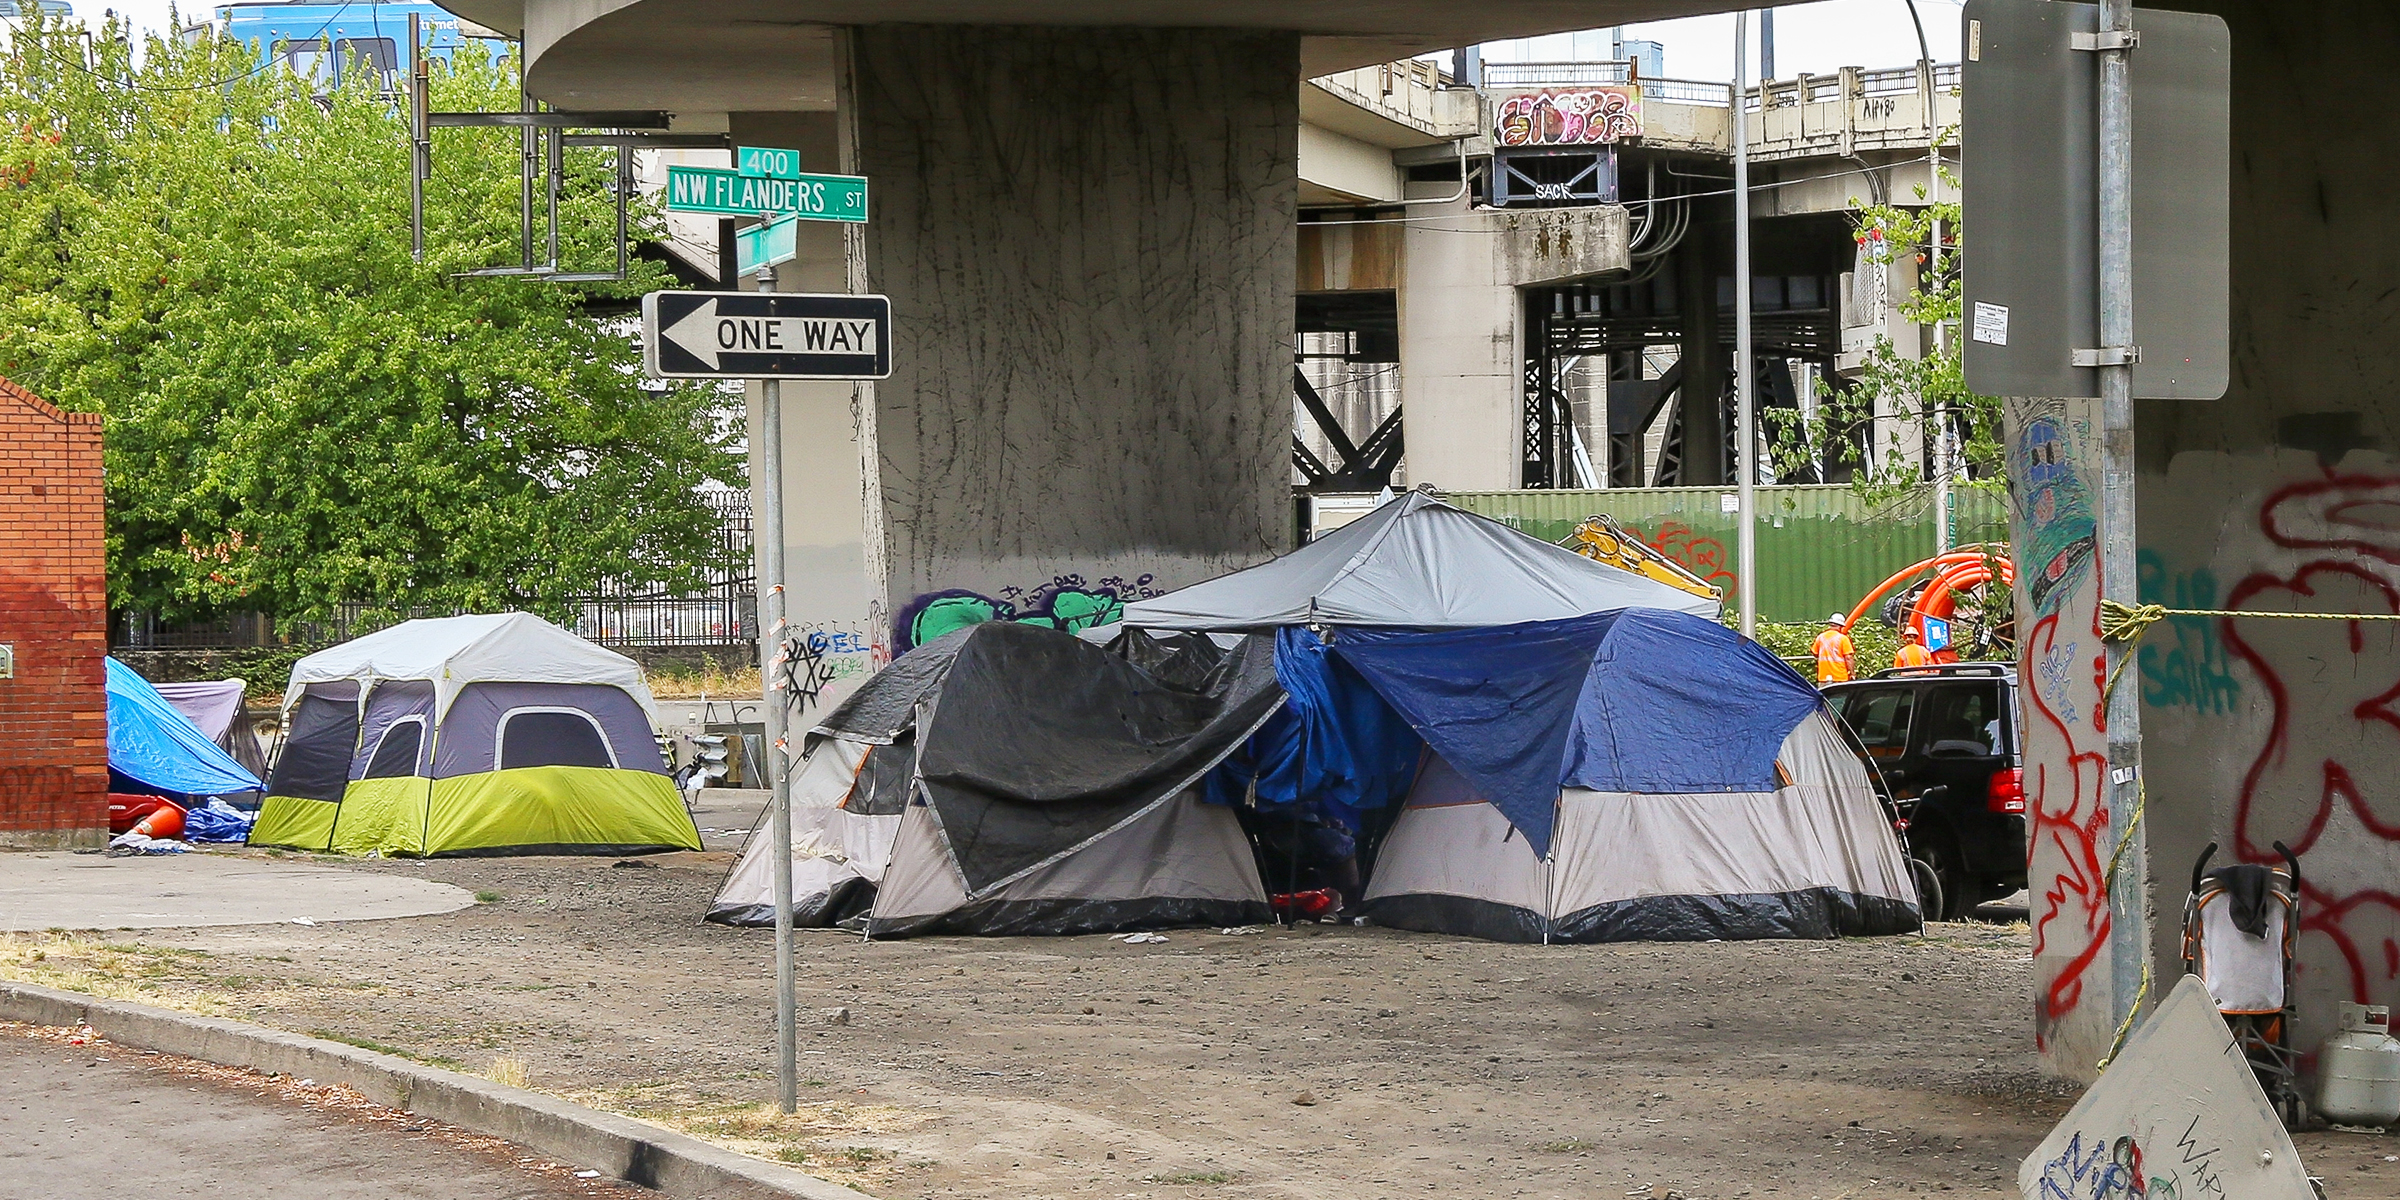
[1987,767,2026,814]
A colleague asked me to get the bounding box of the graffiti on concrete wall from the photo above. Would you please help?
[2216,473,2400,1017]
[893,574,1167,654]
[2010,400,2114,1059]
[1492,87,1643,147]
[2134,550,2240,715]
[781,623,879,714]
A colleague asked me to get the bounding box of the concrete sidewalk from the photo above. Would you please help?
[0,851,475,931]
[2,1027,640,1199]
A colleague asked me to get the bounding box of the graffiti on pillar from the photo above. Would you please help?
[783,624,878,714]
[2218,472,2400,1016]
[2017,412,2098,614]
[894,574,1166,654]
[2134,549,2240,714]
[1492,87,1643,147]
[2010,399,2112,1054]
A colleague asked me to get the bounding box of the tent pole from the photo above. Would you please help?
[754,260,799,1116]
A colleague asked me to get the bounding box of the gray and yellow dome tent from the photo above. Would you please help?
[249,614,701,857]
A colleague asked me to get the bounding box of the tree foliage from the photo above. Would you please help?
[0,12,742,623]
[1766,166,2005,503]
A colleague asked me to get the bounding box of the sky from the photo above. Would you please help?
[81,0,1966,79]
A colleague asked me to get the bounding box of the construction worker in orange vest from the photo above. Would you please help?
[1813,613,1857,685]
[1895,625,1935,669]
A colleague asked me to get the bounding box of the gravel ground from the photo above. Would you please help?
[15,847,2400,1199]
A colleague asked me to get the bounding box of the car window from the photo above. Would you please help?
[1919,684,2004,755]
[1832,686,1915,758]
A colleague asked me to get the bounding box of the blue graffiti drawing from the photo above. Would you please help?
[2039,636,2085,726]
[2134,550,2241,715]
[893,573,1167,653]
[2016,409,2098,614]
[2037,1130,2149,1200]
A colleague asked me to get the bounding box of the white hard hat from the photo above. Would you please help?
[1827,612,1848,626]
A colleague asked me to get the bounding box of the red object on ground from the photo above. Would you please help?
[1271,888,1342,921]
[126,799,184,841]
[108,793,171,835]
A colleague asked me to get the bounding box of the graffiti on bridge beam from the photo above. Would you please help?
[1492,87,1643,147]
[894,574,1167,654]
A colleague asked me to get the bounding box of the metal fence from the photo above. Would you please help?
[111,490,757,653]
[1444,483,2010,625]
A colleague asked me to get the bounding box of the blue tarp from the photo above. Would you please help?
[1332,613,1619,856]
[1562,609,1824,796]
[1203,629,1422,832]
[105,658,262,797]
[1329,610,1825,859]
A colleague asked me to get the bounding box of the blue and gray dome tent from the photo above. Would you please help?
[1118,492,1921,943]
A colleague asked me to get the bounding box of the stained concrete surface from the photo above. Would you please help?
[0,1027,639,1199]
[0,851,475,932]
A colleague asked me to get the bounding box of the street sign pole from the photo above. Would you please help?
[1732,10,1758,641]
[750,259,799,1116]
[2093,0,2150,1047]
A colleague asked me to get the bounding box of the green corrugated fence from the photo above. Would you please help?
[1444,484,2011,624]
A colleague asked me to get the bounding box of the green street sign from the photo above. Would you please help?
[736,214,800,274]
[664,165,868,223]
[737,145,802,181]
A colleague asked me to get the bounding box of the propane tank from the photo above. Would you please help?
[2317,1002,2400,1127]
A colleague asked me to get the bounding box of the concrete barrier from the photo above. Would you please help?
[0,981,870,1200]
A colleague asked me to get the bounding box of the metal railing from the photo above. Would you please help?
[1482,60,1638,87]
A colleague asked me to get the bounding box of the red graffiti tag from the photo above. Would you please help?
[2223,558,2400,1006]
[1640,522,1738,594]
[2024,607,2114,1041]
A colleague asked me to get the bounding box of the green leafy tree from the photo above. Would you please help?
[0,12,742,624]
[1766,168,2005,505]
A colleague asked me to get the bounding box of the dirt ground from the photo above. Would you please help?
[10,848,2398,1199]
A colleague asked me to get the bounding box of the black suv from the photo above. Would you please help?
[1821,664,2025,921]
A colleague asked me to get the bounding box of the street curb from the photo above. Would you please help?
[0,980,871,1200]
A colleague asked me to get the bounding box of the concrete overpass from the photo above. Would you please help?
[441,0,2400,1089]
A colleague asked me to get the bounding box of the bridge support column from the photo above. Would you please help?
[849,26,1299,653]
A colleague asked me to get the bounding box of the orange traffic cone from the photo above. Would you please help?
[128,800,185,841]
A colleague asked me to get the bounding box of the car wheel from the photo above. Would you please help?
[1908,857,1944,926]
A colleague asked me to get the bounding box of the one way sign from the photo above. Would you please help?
[641,291,892,381]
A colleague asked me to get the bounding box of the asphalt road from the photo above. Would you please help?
[0,1028,638,1199]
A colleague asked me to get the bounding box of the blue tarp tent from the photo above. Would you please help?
[1123,496,1919,944]
[106,658,262,798]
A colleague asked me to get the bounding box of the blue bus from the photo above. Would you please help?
[210,2,498,86]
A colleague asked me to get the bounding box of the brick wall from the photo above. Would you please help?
[0,376,106,848]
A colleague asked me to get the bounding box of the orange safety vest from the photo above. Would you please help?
[1895,642,1934,669]
[1813,629,1855,683]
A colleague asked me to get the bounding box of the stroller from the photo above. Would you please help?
[2182,840,2304,1126]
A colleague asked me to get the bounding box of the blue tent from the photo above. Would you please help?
[106,658,262,797]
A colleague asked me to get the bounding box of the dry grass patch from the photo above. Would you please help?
[0,932,235,1014]
[569,1082,937,1193]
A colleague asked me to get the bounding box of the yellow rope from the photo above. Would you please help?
[2095,957,2154,1072]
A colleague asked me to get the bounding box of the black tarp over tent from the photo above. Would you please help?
[708,622,1282,935]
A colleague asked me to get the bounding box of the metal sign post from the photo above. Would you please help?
[748,260,799,1116]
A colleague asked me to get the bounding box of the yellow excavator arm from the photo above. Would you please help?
[1558,514,1724,602]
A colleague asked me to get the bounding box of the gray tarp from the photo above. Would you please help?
[1118,491,1720,630]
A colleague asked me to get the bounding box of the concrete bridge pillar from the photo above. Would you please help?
[848,26,1300,654]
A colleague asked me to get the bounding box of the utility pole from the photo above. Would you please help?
[1733,11,1758,639]
[752,259,799,1115]
[1902,0,1953,554]
[2093,0,2150,1044]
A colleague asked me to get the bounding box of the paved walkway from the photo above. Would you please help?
[0,852,475,931]
[0,1029,632,1199]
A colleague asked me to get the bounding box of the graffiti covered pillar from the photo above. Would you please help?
[850,26,1298,653]
[2127,0,2400,1081]
[2009,395,2132,1080]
